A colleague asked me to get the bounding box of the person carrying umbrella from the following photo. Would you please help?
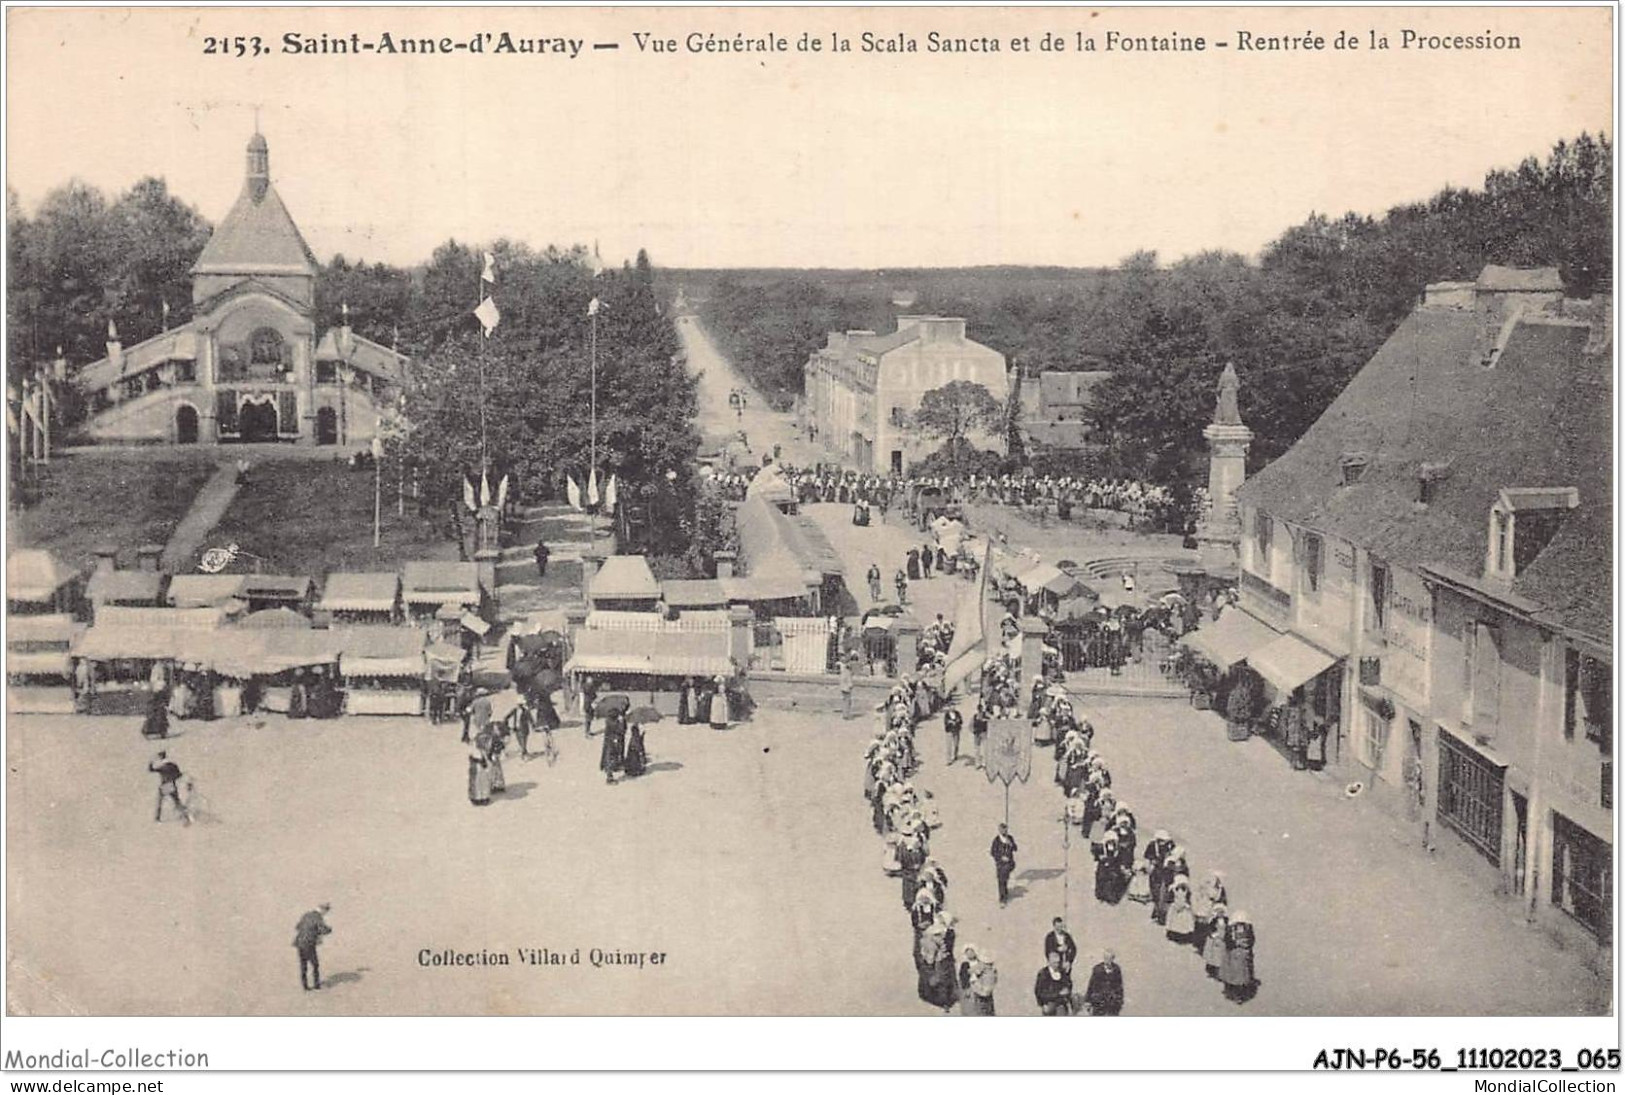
[595,694,631,783]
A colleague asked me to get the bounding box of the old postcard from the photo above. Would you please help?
[2,1,1615,1074]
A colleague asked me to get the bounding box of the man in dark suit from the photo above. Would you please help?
[990,823,1018,906]
[294,903,333,991]
[1033,951,1073,1015]
[943,707,963,765]
[1084,949,1125,1015]
[1043,917,1078,974]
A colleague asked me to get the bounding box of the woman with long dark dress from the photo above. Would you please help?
[599,710,627,783]
[1220,911,1257,1001]
[624,720,648,778]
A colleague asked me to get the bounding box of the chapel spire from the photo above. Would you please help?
[246,129,270,202]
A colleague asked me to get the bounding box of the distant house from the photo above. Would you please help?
[1022,369,1112,452]
[804,316,1007,475]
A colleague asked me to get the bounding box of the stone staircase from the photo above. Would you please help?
[491,503,596,624]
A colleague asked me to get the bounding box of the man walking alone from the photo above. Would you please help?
[990,823,1018,906]
[294,903,333,991]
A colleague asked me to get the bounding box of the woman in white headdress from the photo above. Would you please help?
[960,947,997,1015]
[1164,874,1198,945]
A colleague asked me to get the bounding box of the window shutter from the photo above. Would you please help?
[279,391,298,434]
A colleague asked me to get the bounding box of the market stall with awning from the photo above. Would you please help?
[1179,609,1280,672]
[401,561,482,621]
[6,614,82,678]
[1246,632,1339,696]
[317,572,401,622]
[337,626,427,715]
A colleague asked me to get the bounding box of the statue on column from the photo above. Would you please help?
[1214,362,1242,426]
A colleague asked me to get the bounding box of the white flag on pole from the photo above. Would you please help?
[481,252,497,284]
[496,474,510,510]
[474,295,501,334]
[603,475,618,513]
[480,472,492,507]
[587,468,600,507]
[587,297,600,317]
[463,476,477,513]
[566,476,582,511]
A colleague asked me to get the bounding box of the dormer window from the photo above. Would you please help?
[1486,487,1579,580]
[1340,452,1369,487]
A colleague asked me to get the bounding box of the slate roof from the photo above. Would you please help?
[192,172,318,277]
[1236,296,1610,646]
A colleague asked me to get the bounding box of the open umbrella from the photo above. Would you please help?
[628,705,663,724]
[593,693,632,716]
[486,688,526,723]
[510,652,550,682]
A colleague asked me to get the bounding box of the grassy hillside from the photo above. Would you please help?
[8,451,219,571]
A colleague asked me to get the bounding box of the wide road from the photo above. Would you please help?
[676,315,823,469]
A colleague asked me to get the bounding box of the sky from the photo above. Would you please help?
[5,6,1613,271]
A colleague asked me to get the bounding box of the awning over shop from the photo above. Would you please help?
[1247,632,1338,695]
[1020,563,1067,593]
[7,614,81,646]
[318,572,400,614]
[1180,610,1279,672]
[336,627,427,678]
[7,650,73,676]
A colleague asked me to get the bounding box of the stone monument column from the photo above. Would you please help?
[1196,362,1252,577]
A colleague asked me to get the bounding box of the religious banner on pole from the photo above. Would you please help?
[984,717,1032,785]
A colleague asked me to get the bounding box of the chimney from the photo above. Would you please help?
[105,321,123,370]
[91,546,119,574]
[713,550,737,579]
[919,317,967,344]
[136,544,165,572]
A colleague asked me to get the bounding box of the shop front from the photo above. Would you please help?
[1246,631,1343,771]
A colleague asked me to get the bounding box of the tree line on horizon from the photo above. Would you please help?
[689,133,1611,484]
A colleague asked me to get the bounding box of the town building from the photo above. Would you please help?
[1220,266,1611,951]
[1019,369,1112,453]
[803,315,1006,474]
[72,131,408,446]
